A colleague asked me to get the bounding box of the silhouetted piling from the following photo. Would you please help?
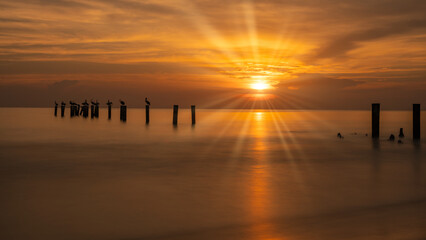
[120,105,127,122]
[108,105,111,119]
[173,105,178,125]
[54,105,58,116]
[70,105,75,117]
[81,106,89,118]
[61,105,65,117]
[91,105,95,118]
[146,105,150,124]
[77,105,80,116]
[191,105,196,125]
[372,103,380,138]
[413,104,420,140]
[95,105,99,118]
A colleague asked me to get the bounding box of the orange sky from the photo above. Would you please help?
[0,0,425,109]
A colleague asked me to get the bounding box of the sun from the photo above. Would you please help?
[251,82,271,90]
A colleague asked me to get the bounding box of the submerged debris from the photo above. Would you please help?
[399,128,405,138]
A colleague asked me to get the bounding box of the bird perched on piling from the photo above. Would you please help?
[145,97,151,106]
[82,99,89,106]
[107,99,112,106]
[119,99,126,105]
[61,101,66,106]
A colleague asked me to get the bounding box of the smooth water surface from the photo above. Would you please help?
[0,108,425,240]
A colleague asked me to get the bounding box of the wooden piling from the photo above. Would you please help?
[82,106,89,118]
[372,103,380,138]
[191,105,196,125]
[70,106,74,117]
[413,104,420,140]
[90,105,95,118]
[146,105,150,124]
[95,105,99,118]
[173,105,178,125]
[61,105,65,117]
[120,105,127,122]
[108,105,111,119]
[54,105,58,116]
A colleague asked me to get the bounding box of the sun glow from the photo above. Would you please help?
[251,82,271,90]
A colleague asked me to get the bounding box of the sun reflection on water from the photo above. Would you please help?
[248,111,283,239]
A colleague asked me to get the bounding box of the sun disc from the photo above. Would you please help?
[251,82,270,90]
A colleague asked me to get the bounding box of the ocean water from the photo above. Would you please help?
[0,108,425,240]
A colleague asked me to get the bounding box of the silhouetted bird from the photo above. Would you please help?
[399,128,404,138]
[337,132,343,139]
[145,97,151,106]
[107,99,112,106]
[61,101,66,106]
[82,99,89,106]
[388,134,395,141]
[119,99,125,105]
[91,100,99,106]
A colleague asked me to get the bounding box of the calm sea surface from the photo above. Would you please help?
[0,108,425,240]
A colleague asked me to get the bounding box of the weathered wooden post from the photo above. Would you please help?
[90,105,95,118]
[77,104,80,116]
[84,106,89,118]
[70,105,74,117]
[54,103,58,116]
[95,105,99,118]
[81,104,89,118]
[61,103,65,117]
[413,104,420,140]
[372,103,380,138]
[173,105,178,125]
[107,100,112,120]
[191,105,196,125]
[146,105,150,124]
[120,105,127,122]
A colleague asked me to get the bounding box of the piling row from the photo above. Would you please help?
[372,103,421,140]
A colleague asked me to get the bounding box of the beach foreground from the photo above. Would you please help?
[0,108,425,239]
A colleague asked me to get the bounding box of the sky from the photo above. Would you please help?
[0,0,425,109]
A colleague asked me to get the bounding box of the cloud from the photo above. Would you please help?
[48,79,79,90]
[314,19,426,59]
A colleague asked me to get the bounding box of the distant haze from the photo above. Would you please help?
[0,0,425,109]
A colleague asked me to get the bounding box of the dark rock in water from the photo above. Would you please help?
[388,134,395,141]
[398,140,403,144]
[399,128,405,138]
[337,133,343,138]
